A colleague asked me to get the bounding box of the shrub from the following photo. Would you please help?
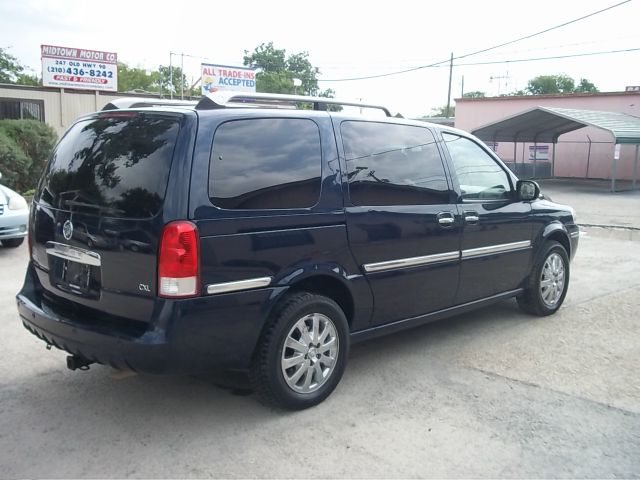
[0,120,57,192]
[0,131,31,190]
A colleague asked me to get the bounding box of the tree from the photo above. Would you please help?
[116,63,189,96]
[516,74,599,95]
[462,91,486,98]
[574,78,599,93]
[0,47,39,85]
[117,63,156,92]
[243,42,334,98]
[155,65,188,97]
[526,74,575,94]
[430,105,455,117]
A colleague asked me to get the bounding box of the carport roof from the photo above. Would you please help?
[471,107,640,144]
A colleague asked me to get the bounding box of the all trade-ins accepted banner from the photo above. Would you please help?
[201,64,256,94]
[41,44,118,91]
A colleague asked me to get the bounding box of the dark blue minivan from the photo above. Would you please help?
[17,92,579,409]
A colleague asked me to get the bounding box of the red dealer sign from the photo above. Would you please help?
[41,44,118,92]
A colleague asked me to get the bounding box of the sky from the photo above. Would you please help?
[1,0,639,118]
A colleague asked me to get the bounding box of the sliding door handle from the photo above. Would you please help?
[437,212,455,227]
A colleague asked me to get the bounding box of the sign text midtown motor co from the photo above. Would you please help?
[41,44,118,92]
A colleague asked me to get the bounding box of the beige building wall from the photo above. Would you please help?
[0,84,166,137]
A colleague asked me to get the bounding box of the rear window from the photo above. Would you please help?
[38,112,180,218]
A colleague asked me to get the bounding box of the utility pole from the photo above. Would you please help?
[461,75,465,98]
[180,52,184,100]
[446,52,453,118]
[169,52,173,100]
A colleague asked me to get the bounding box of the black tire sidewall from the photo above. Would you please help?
[533,242,570,314]
[265,294,349,409]
[1,238,24,248]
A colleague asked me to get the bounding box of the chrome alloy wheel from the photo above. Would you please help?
[540,252,565,307]
[281,313,339,394]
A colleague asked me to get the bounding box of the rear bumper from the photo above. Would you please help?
[17,263,279,374]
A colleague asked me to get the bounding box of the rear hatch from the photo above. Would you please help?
[30,111,183,326]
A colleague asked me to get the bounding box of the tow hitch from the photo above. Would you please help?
[66,355,94,371]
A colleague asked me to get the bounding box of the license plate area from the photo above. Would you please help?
[47,243,101,298]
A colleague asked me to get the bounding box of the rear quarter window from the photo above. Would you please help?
[209,118,322,210]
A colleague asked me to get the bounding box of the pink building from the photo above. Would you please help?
[455,91,640,180]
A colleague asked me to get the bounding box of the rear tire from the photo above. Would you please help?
[517,240,569,316]
[1,238,24,248]
[250,291,349,410]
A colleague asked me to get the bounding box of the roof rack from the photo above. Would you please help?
[101,98,198,111]
[195,91,392,117]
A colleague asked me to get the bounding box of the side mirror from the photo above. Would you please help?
[516,180,540,201]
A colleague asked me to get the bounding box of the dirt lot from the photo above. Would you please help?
[1,188,639,477]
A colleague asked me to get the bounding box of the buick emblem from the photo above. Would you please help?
[62,220,74,241]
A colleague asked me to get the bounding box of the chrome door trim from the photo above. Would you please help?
[206,277,272,295]
[363,251,460,273]
[461,240,531,259]
[45,242,101,267]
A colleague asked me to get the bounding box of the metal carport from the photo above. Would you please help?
[471,107,640,191]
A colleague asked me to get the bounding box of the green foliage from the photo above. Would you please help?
[0,132,30,190]
[522,74,599,95]
[0,120,57,192]
[116,63,190,96]
[462,91,486,98]
[0,47,39,86]
[430,105,455,117]
[526,74,575,94]
[574,78,599,93]
[117,63,156,92]
[243,42,334,99]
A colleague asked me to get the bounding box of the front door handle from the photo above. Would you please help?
[437,212,455,227]
[464,211,479,224]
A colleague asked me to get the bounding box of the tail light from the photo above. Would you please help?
[158,221,200,298]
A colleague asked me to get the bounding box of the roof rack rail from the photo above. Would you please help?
[101,98,198,111]
[195,91,392,117]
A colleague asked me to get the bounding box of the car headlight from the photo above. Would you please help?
[570,207,577,224]
[8,195,28,211]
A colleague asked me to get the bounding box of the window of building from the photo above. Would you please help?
[442,133,511,201]
[341,121,450,206]
[0,98,44,121]
[209,118,322,209]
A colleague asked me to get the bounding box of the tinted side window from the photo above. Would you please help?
[209,118,321,209]
[443,133,511,200]
[341,121,449,206]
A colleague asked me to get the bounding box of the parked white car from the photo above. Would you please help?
[0,172,29,248]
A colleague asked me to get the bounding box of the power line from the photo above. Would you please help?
[454,0,631,61]
[319,35,636,67]
[319,0,632,82]
[452,47,640,66]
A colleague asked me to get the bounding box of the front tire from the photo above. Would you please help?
[250,292,349,410]
[517,240,569,316]
[1,237,24,248]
